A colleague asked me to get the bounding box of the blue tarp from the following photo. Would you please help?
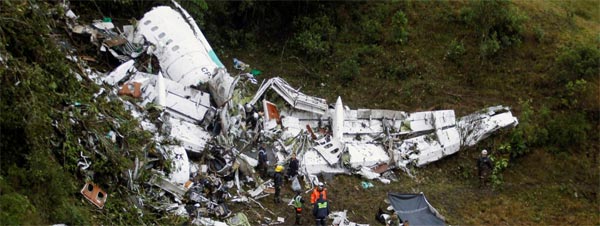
[387,193,445,226]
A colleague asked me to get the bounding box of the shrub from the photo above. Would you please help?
[546,112,591,152]
[555,43,600,82]
[338,57,360,85]
[501,99,552,158]
[391,10,409,44]
[0,192,39,225]
[462,0,527,58]
[479,33,501,58]
[445,39,466,63]
[490,154,509,188]
[181,0,209,26]
[561,79,590,109]
[292,15,337,61]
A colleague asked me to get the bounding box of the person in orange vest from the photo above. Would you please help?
[310,182,327,204]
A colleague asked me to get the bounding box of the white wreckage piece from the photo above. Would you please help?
[250,77,328,115]
[137,5,239,108]
[104,60,213,155]
[93,0,518,183]
[252,77,518,177]
[330,210,369,226]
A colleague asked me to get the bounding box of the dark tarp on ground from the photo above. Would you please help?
[387,192,445,226]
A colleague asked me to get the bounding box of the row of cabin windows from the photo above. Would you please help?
[143,19,180,51]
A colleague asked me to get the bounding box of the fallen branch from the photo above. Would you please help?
[248,197,275,216]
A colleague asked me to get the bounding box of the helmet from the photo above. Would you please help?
[318,182,324,187]
[481,149,488,155]
[275,165,284,172]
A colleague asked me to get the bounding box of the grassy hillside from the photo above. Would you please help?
[0,0,598,225]
[230,2,599,225]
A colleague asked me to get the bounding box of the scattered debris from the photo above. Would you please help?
[361,181,374,189]
[80,182,108,209]
[61,0,518,223]
[330,210,369,226]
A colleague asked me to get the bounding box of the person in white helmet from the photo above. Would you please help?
[477,149,494,187]
[310,182,327,205]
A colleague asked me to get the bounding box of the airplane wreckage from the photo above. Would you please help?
[62,1,518,225]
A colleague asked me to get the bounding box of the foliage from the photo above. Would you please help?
[0,185,40,225]
[489,154,509,188]
[561,79,589,109]
[338,56,360,85]
[391,10,409,44]
[360,17,384,44]
[383,58,418,81]
[479,33,502,58]
[534,25,545,43]
[554,43,600,82]
[445,39,466,63]
[292,15,337,62]
[180,0,209,26]
[461,0,527,58]
[0,1,152,224]
[507,98,591,156]
[545,112,591,153]
[500,99,547,159]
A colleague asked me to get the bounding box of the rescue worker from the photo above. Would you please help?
[310,182,327,205]
[244,103,257,129]
[292,191,305,225]
[287,153,299,179]
[477,149,494,187]
[256,145,268,178]
[274,165,284,203]
[312,194,329,226]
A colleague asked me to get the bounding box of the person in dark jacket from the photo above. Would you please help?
[256,146,268,179]
[477,149,494,187]
[273,165,284,203]
[312,194,329,226]
[287,153,299,179]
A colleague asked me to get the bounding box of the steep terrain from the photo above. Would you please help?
[0,0,598,225]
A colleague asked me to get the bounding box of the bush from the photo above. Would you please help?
[360,17,384,44]
[479,33,501,58]
[489,154,509,188]
[0,192,40,225]
[546,112,591,152]
[391,10,409,44]
[555,43,600,82]
[507,98,591,156]
[338,57,360,85]
[292,15,337,61]
[462,0,527,58]
[501,99,552,159]
[561,79,590,109]
[445,39,466,63]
